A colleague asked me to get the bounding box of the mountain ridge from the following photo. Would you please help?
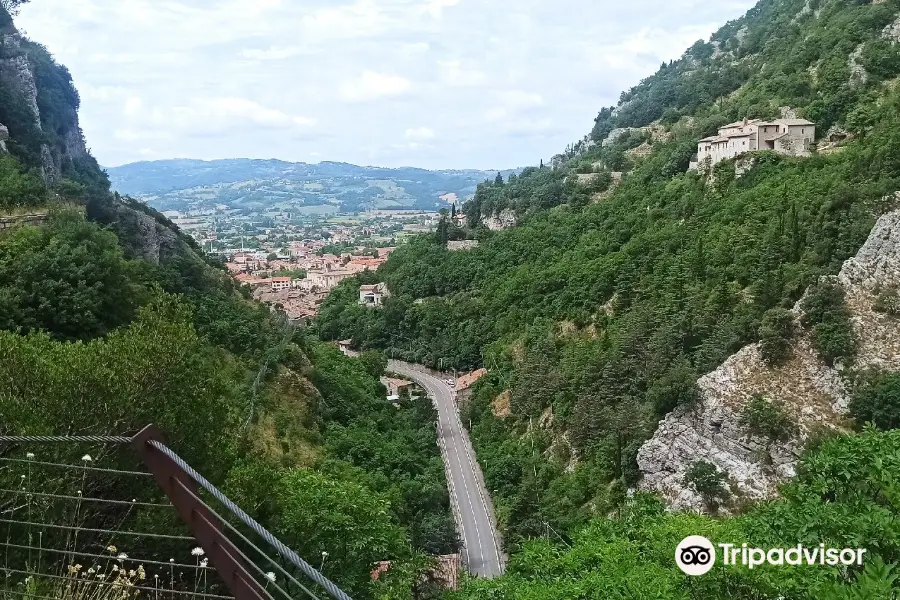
[106,157,522,212]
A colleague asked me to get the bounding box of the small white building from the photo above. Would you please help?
[359,283,390,307]
[690,118,815,170]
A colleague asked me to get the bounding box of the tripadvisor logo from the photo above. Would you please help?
[675,536,867,576]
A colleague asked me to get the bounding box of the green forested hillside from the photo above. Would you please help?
[316,0,900,595]
[0,5,454,599]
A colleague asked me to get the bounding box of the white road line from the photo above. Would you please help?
[390,361,503,576]
[453,403,503,571]
[444,390,484,568]
[435,406,468,568]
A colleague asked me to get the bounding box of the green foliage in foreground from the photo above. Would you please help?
[0,154,45,210]
[451,429,900,599]
[0,213,452,599]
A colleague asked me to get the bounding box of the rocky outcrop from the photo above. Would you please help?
[0,33,40,127]
[637,209,900,512]
[485,208,517,231]
[883,12,900,43]
[0,22,89,182]
[848,43,868,87]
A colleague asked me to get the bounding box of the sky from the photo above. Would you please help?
[16,0,757,170]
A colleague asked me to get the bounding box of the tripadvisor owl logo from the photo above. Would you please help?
[675,535,716,576]
[675,535,869,576]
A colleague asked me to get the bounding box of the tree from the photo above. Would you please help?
[740,395,796,441]
[358,349,388,379]
[758,308,796,366]
[0,213,139,340]
[801,281,857,365]
[849,373,900,430]
[494,172,504,185]
[684,460,731,512]
[0,0,30,16]
[0,155,46,210]
[226,465,408,598]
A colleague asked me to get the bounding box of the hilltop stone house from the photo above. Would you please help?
[689,118,815,170]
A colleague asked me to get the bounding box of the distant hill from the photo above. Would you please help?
[105,158,520,213]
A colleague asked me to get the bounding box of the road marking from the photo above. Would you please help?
[390,362,503,576]
[435,404,468,568]
[444,391,485,570]
[453,403,504,572]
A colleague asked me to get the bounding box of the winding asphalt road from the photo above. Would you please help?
[388,360,504,578]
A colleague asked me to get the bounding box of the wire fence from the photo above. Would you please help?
[0,431,353,600]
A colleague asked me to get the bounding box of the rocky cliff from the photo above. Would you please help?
[637,207,900,511]
[0,10,89,183]
[484,208,517,231]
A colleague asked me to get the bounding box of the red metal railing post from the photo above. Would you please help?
[131,425,269,600]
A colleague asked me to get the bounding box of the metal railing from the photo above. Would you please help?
[0,426,353,600]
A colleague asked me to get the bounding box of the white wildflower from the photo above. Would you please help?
[81,454,92,462]
[25,452,34,459]
[117,553,128,562]
[87,568,95,575]
[107,545,117,554]
[200,558,208,568]
[191,547,204,557]
[264,572,276,583]
[112,565,119,572]
[169,558,174,564]
[321,551,328,557]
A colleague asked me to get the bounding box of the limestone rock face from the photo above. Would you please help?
[0,34,40,128]
[485,208,517,231]
[637,209,900,512]
[0,25,89,182]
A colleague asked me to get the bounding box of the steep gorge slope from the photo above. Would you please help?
[639,206,900,510]
[317,0,900,551]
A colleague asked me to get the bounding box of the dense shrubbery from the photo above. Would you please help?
[740,395,797,441]
[453,429,900,599]
[758,307,796,365]
[849,373,900,431]
[0,154,46,209]
[684,460,732,513]
[800,280,858,365]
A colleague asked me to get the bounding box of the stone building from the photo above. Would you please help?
[359,282,390,306]
[689,118,815,170]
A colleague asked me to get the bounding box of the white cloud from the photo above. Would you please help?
[240,46,303,61]
[339,71,413,103]
[438,60,487,87]
[405,127,436,141]
[16,0,760,169]
[123,97,143,117]
[417,0,461,17]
